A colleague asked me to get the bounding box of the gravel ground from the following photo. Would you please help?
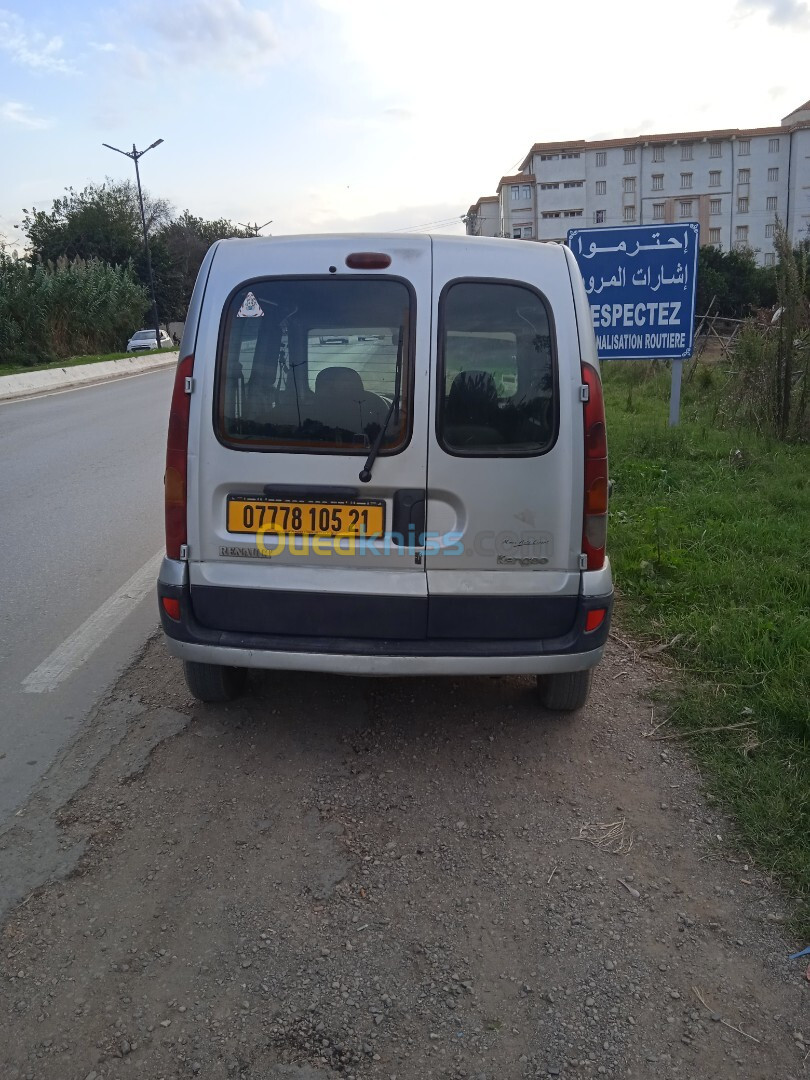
[0,633,807,1080]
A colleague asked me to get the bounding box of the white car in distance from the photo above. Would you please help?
[126,329,174,352]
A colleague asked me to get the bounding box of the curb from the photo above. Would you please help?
[0,351,179,403]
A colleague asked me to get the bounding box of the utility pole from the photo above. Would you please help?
[238,219,273,237]
[102,138,164,348]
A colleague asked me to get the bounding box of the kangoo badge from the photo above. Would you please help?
[236,291,264,318]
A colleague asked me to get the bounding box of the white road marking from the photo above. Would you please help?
[22,551,165,693]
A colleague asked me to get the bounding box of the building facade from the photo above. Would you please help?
[467,101,810,266]
[464,195,500,237]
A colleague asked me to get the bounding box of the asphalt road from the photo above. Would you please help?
[0,367,175,823]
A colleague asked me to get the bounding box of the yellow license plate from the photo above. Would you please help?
[227,496,385,537]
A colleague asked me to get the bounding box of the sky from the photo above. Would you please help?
[2,0,810,250]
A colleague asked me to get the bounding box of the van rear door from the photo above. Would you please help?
[188,236,431,641]
[425,238,584,641]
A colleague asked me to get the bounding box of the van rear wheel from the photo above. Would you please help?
[536,669,592,712]
[183,660,247,702]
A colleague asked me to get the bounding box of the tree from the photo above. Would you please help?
[696,245,776,318]
[19,184,253,325]
[21,179,173,271]
[153,212,251,320]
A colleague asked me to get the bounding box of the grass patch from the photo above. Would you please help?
[0,348,173,377]
[604,361,810,935]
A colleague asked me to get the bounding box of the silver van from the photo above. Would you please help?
[158,234,612,710]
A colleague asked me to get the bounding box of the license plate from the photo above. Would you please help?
[227,496,385,537]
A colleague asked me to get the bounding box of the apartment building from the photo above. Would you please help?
[467,100,810,266]
[464,194,500,236]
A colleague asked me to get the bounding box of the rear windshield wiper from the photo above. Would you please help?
[359,328,404,483]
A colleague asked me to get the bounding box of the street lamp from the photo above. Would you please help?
[102,138,164,348]
[238,219,273,237]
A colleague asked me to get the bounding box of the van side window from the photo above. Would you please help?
[437,281,556,455]
[216,278,413,454]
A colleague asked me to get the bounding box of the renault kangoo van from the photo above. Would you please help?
[157,234,612,710]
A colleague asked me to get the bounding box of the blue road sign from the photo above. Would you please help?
[567,223,699,360]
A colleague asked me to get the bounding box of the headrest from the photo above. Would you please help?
[315,366,365,396]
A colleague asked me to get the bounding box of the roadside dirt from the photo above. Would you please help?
[1,634,807,1080]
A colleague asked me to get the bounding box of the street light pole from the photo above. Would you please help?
[238,219,273,237]
[102,138,164,349]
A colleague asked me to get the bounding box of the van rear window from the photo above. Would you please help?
[216,278,412,453]
[437,280,556,455]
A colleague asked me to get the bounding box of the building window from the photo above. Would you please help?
[681,144,693,160]
[652,174,664,190]
[680,172,692,189]
[513,227,522,238]
[737,168,750,184]
[541,211,561,219]
[710,198,722,214]
[709,171,721,187]
[540,182,559,190]
[653,202,665,220]
[623,206,636,222]
[764,252,775,266]
[709,227,721,244]
[738,197,749,213]
[521,185,532,199]
[623,147,635,164]
[653,145,664,162]
[769,138,780,153]
[540,153,558,161]
[710,142,722,158]
[563,209,583,217]
[623,176,636,193]
[561,152,580,159]
[522,225,533,238]
[679,200,693,216]
[768,167,779,182]
[511,186,520,201]
[595,151,606,167]
[738,139,750,155]
[736,225,749,242]
[765,223,775,237]
[766,196,778,211]
[563,180,583,188]
[594,209,606,223]
[595,180,606,195]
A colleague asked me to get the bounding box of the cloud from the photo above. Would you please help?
[133,0,280,75]
[382,107,415,122]
[0,101,52,129]
[0,9,74,73]
[286,200,467,235]
[736,0,810,24]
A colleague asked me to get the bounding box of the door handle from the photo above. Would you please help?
[391,489,426,546]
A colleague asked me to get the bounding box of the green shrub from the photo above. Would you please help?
[720,222,809,441]
[0,253,148,364]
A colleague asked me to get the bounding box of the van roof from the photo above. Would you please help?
[209,232,569,270]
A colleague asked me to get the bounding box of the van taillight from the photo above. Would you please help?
[581,362,608,571]
[165,354,194,560]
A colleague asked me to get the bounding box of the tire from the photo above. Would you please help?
[183,660,248,702]
[536,669,592,712]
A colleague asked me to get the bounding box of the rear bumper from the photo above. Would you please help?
[157,558,613,676]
